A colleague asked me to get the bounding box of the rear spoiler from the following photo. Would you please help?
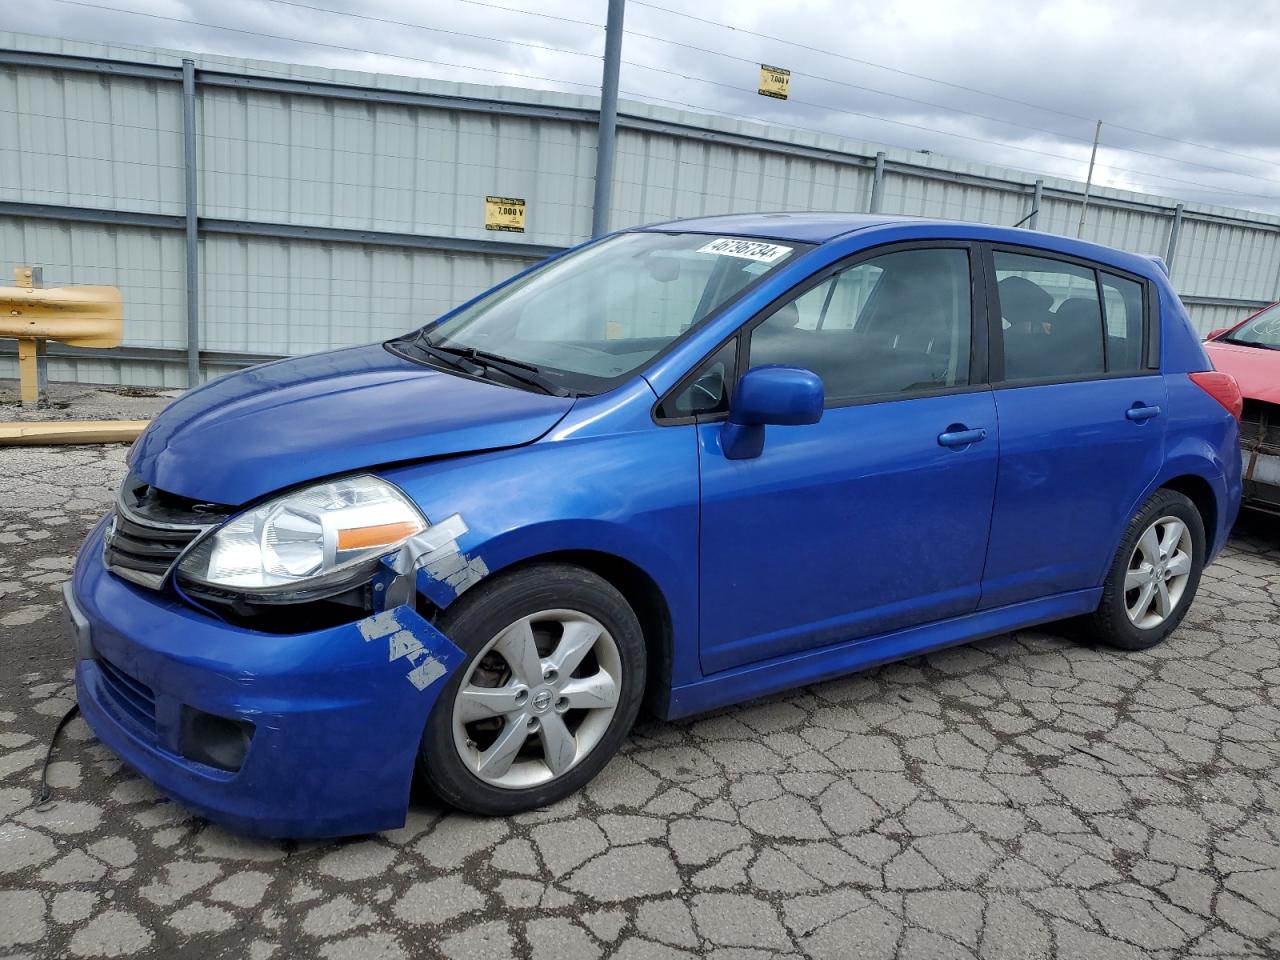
[1142,255,1170,276]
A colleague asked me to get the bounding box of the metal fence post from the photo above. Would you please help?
[590,0,626,238]
[182,59,200,387]
[869,151,886,213]
[1165,202,1184,276]
[13,266,47,407]
[1029,179,1043,230]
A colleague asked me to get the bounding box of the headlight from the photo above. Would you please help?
[176,475,426,598]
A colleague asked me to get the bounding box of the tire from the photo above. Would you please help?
[1085,489,1206,651]
[419,563,646,816]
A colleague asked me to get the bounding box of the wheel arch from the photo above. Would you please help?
[1160,473,1219,554]
[431,547,676,717]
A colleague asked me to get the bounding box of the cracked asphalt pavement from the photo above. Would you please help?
[2,442,1279,959]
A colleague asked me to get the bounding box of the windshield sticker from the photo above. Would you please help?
[697,238,793,264]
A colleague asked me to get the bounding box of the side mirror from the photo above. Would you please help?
[1205,327,1230,341]
[721,365,824,460]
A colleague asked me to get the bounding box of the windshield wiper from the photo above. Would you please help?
[416,337,576,397]
[1221,337,1280,351]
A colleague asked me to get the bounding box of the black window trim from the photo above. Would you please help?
[652,238,990,424]
[982,242,1160,388]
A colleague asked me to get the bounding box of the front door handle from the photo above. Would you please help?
[937,426,988,448]
[1126,403,1161,422]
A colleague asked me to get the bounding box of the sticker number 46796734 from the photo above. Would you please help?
[696,237,793,263]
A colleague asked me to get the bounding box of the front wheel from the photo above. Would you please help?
[1086,489,1206,651]
[419,564,646,815]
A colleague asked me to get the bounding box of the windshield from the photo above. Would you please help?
[1224,303,1280,350]
[390,231,809,394]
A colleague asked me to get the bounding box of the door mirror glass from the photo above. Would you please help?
[721,365,823,459]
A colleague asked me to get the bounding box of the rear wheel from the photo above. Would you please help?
[419,564,646,815]
[1086,489,1205,650]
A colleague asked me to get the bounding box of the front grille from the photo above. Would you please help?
[104,512,204,587]
[102,475,230,590]
[96,657,157,734]
[1241,399,1280,452]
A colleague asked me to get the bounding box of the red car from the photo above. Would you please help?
[1204,302,1280,515]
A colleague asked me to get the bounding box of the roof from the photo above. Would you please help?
[639,212,911,244]
[638,212,1166,279]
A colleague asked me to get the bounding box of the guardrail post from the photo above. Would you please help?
[869,152,886,213]
[13,266,46,407]
[2,266,123,410]
[1029,179,1043,230]
[590,0,626,238]
[182,59,200,387]
[1165,202,1184,276]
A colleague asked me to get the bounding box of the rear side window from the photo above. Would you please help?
[994,252,1104,380]
[994,251,1150,382]
[747,248,973,404]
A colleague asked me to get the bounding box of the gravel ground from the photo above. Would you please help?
[2,439,1279,960]
[0,379,177,423]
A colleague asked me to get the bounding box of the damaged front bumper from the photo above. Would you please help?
[68,518,464,839]
[1241,411,1280,514]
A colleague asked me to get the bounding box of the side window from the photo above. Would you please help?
[1100,273,1146,374]
[747,248,972,404]
[994,252,1104,381]
[657,339,737,419]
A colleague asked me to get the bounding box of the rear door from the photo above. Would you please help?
[979,246,1166,608]
[692,242,1000,674]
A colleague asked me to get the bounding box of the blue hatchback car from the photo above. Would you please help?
[66,213,1243,837]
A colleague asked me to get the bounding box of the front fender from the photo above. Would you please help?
[379,422,701,686]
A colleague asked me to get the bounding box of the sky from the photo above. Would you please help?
[18,0,1280,214]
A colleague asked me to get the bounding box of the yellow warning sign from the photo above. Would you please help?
[758,64,790,100]
[485,196,526,232]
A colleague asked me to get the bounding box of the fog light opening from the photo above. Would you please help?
[180,707,255,772]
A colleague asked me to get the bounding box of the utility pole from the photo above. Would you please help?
[182,58,201,387]
[1076,120,1102,238]
[591,0,626,238]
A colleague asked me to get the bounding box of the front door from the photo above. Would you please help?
[696,244,1000,674]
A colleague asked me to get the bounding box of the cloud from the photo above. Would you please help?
[20,0,1280,212]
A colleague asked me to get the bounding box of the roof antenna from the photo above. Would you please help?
[1011,208,1038,229]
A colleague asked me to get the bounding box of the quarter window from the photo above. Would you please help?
[1100,273,1146,374]
[747,248,972,404]
[994,252,1104,381]
[657,339,737,419]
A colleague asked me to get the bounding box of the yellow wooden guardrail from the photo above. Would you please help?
[2,265,145,444]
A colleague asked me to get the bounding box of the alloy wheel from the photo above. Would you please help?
[450,609,621,789]
[1123,515,1193,629]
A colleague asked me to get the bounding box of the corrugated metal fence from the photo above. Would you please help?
[3,32,1279,387]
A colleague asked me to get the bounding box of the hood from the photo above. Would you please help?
[129,344,575,505]
[1203,339,1280,405]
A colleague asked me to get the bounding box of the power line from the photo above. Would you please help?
[621,33,1280,191]
[264,0,601,61]
[263,0,1280,192]
[618,84,1279,207]
[616,61,1280,204]
[437,0,602,29]
[40,0,601,92]
[28,0,1280,209]
[629,0,1280,172]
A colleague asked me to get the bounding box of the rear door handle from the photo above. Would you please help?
[937,427,988,448]
[1126,403,1161,422]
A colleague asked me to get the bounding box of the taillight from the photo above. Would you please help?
[1188,371,1243,421]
